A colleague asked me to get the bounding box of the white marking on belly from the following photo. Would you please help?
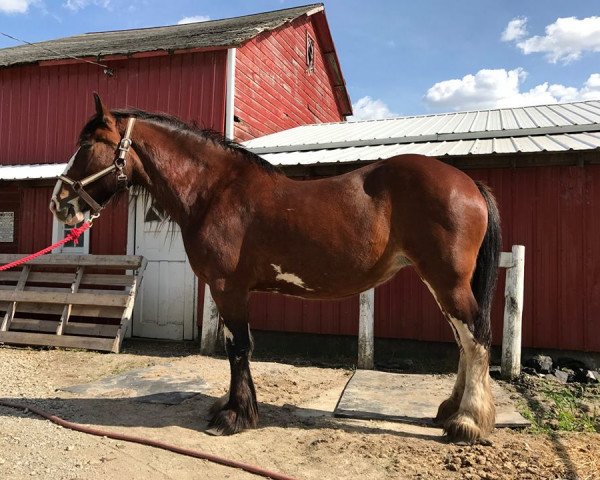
[270,264,314,291]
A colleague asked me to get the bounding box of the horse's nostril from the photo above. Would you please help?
[67,204,75,217]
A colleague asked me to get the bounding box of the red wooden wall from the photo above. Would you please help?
[250,164,600,353]
[0,51,228,166]
[234,15,345,142]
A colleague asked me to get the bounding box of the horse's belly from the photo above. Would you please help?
[255,253,412,300]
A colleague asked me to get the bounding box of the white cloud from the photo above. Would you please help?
[425,68,600,111]
[514,16,600,64]
[63,0,110,11]
[502,17,528,42]
[177,15,210,25]
[348,96,397,121]
[0,0,34,13]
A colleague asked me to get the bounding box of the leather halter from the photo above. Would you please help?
[59,118,136,214]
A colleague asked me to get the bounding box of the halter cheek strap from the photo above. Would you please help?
[59,117,136,215]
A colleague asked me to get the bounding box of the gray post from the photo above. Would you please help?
[501,245,525,380]
[358,288,375,369]
[200,285,220,355]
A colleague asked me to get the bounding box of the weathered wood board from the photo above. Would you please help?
[0,254,146,352]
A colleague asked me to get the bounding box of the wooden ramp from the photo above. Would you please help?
[335,370,530,428]
[0,254,146,353]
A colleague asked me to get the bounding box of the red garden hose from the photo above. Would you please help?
[0,400,299,480]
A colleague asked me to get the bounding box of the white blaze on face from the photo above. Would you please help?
[51,150,85,225]
[52,149,78,202]
[270,264,314,291]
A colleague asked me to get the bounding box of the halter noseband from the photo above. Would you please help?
[59,117,136,215]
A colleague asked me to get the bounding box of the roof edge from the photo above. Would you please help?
[247,123,600,154]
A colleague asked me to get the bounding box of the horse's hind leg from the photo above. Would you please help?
[424,278,495,442]
[434,348,465,425]
[207,290,258,435]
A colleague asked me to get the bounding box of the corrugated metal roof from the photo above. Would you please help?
[0,4,323,67]
[244,100,600,165]
[0,163,66,180]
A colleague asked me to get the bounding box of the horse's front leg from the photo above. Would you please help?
[207,290,258,435]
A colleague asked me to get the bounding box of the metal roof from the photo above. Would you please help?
[0,4,323,67]
[0,163,66,181]
[244,100,600,165]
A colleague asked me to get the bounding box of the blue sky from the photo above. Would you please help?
[1,0,599,119]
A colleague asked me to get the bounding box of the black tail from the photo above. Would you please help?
[472,182,502,347]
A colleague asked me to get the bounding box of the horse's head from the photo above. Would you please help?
[50,93,136,225]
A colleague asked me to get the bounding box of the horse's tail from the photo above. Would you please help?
[471,182,502,348]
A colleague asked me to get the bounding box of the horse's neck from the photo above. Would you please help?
[131,121,249,226]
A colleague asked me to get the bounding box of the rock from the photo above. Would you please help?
[548,370,569,384]
[585,370,600,383]
[525,355,553,374]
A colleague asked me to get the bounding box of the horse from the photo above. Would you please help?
[50,94,501,443]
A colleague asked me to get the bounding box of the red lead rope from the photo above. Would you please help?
[0,221,92,271]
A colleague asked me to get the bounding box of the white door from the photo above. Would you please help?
[132,194,197,340]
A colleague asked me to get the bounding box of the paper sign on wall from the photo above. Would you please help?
[0,211,15,243]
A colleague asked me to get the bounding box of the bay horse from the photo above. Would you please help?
[50,94,501,443]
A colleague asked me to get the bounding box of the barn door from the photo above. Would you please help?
[132,193,197,340]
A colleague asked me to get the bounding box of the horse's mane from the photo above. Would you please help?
[79,108,281,174]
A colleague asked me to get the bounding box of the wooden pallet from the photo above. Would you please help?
[0,254,147,353]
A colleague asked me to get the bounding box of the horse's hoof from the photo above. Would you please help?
[207,408,257,436]
[443,412,484,444]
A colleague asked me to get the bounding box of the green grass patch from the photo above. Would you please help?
[516,377,599,434]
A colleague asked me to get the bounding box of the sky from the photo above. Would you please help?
[1,0,600,120]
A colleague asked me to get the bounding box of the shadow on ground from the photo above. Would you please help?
[0,393,444,443]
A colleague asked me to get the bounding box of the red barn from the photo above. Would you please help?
[0,4,350,341]
[244,102,600,355]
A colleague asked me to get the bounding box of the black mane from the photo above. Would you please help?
[80,108,281,174]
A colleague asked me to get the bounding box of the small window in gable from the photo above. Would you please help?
[306,33,315,73]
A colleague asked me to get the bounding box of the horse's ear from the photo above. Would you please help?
[92,92,114,125]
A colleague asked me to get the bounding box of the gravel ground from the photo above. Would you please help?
[1,341,599,480]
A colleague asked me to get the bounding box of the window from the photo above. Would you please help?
[52,213,90,254]
[306,33,315,73]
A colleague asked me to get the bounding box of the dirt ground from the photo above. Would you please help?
[1,341,598,480]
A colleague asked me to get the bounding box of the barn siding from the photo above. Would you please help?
[0,51,228,166]
[234,15,345,142]
[250,164,600,353]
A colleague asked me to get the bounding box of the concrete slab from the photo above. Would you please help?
[335,370,530,428]
[61,363,210,405]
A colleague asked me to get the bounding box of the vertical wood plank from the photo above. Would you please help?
[358,289,375,369]
[501,246,525,379]
[200,285,220,355]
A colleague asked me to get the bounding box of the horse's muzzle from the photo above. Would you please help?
[50,197,83,225]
